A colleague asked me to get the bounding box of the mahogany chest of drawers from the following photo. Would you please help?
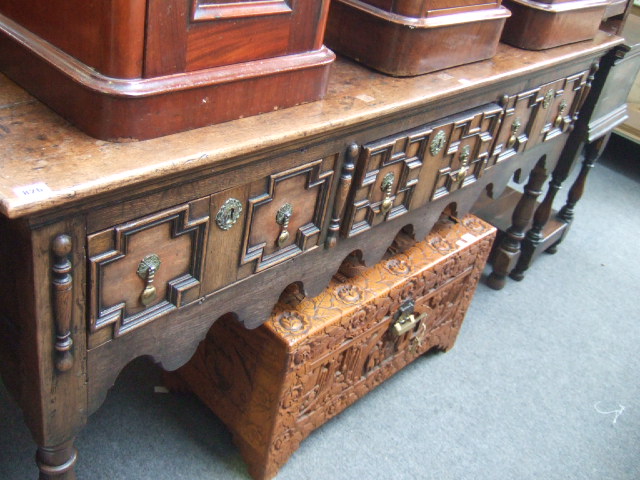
[500,0,610,50]
[170,214,496,480]
[0,0,334,140]
[325,0,511,76]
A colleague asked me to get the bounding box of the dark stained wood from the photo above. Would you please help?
[0,34,624,477]
[480,19,640,284]
[171,215,496,480]
[485,155,550,289]
[501,0,609,50]
[326,0,510,76]
[556,134,609,223]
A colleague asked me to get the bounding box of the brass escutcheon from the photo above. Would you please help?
[137,254,161,307]
[216,198,243,231]
[275,203,293,247]
[430,130,447,156]
[543,89,555,109]
[380,172,395,214]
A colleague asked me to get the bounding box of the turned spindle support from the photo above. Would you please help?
[486,157,549,289]
[326,143,358,248]
[51,234,74,373]
[511,60,600,278]
[557,134,609,224]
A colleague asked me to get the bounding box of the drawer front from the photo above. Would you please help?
[343,130,425,237]
[427,105,503,202]
[86,155,336,345]
[87,198,210,343]
[343,104,503,237]
[489,70,588,166]
[528,71,588,146]
[488,87,542,166]
[240,157,335,272]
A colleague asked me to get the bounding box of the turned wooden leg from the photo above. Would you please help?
[487,158,548,290]
[36,440,77,480]
[511,174,563,279]
[557,135,609,225]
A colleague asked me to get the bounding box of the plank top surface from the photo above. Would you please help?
[0,32,622,219]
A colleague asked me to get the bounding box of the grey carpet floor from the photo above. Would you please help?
[1,136,639,479]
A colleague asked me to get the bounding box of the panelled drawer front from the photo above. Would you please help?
[528,71,588,146]
[488,70,588,167]
[488,87,542,166]
[86,155,337,345]
[342,104,503,237]
[343,130,425,237]
[87,198,210,345]
[426,105,503,202]
[240,157,336,272]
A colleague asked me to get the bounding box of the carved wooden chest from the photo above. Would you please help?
[0,0,334,140]
[325,0,511,76]
[500,0,610,50]
[171,214,495,480]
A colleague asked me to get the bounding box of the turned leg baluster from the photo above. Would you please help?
[510,61,600,278]
[557,134,609,225]
[36,440,78,480]
[510,175,562,280]
[486,158,549,290]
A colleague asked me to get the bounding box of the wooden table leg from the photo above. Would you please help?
[486,156,549,290]
[36,439,77,480]
[555,134,609,228]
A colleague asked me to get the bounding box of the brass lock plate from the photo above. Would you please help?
[390,298,427,337]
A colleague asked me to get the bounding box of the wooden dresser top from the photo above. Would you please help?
[0,32,622,219]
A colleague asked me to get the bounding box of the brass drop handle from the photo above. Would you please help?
[137,254,161,307]
[380,172,395,214]
[391,299,428,337]
[276,203,293,247]
[452,145,471,185]
[554,100,568,128]
[507,118,522,149]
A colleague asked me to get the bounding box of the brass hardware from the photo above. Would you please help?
[380,172,395,213]
[554,100,568,128]
[216,198,243,230]
[507,118,522,148]
[275,203,293,247]
[391,299,427,337]
[543,89,555,109]
[137,254,161,307]
[451,145,471,184]
[459,144,471,164]
[430,130,447,156]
